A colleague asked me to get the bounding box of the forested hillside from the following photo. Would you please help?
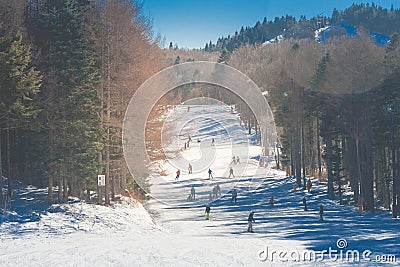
[0,0,165,206]
[225,33,400,216]
[205,3,400,52]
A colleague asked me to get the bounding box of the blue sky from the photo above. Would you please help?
[141,0,400,49]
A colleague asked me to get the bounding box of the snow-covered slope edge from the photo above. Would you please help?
[0,185,159,240]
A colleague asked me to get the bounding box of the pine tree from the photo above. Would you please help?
[218,48,229,63]
[174,55,181,65]
[35,0,104,203]
[0,34,41,200]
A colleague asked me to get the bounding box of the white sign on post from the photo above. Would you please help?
[98,175,105,186]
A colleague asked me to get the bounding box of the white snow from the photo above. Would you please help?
[315,26,331,43]
[1,104,399,266]
[262,35,284,46]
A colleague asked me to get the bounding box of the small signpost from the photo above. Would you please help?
[98,175,105,186]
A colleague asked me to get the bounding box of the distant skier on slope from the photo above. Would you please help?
[188,163,192,174]
[191,185,196,200]
[212,186,218,199]
[302,196,308,211]
[205,205,211,220]
[231,188,237,203]
[269,197,275,207]
[247,211,255,232]
[215,184,221,197]
[211,138,215,146]
[228,167,235,178]
[175,169,180,180]
[307,178,312,193]
[208,168,214,179]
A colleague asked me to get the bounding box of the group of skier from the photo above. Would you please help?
[178,132,325,231]
[295,177,324,221]
[230,156,240,165]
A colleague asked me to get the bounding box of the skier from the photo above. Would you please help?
[216,184,221,197]
[231,156,236,165]
[212,186,218,199]
[307,178,312,193]
[247,211,255,232]
[228,167,235,178]
[269,196,275,207]
[188,163,193,174]
[236,156,240,164]
[175,169,180,180]
[211,138,215,146]
[302,196,308,211]
[208,168,214,179]
[319,204,324,221]
[231,188,237,203]
[361,197,366,212]
[191,185,196,200]
[205,205,211,220]
[188,134,192,142]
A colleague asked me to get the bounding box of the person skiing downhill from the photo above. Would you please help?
[211,138,215,146]
[302,196,308,211]
[212,186,219,198]
[247,211,255,232]
[205,205,211,220]
[228,167,235,178]
[307,178,312,192]
[269,197,275,207]
[216,184,221,197]
[175,169,181,180]
[231,188,237,203]
[191,185,195,200]
[188,163,193,174]
[208,168,214,179]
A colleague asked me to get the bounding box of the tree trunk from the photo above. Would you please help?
[317,118,322,178]
[294,126,301,186]
[290,130,294,176]
[58,180,62,203]
[326,137,334,197]
[301,121,306,188]
[0,130,3,208]
[105,33,111,205]
[111,168,115,200]
[6,116,12,198]
[63,176,68,202]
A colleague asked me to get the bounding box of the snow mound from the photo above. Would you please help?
[0,184,159,239]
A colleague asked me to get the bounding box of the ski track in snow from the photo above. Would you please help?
[0,104,399,266]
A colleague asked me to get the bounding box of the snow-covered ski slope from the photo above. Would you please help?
[1,104,399,266]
